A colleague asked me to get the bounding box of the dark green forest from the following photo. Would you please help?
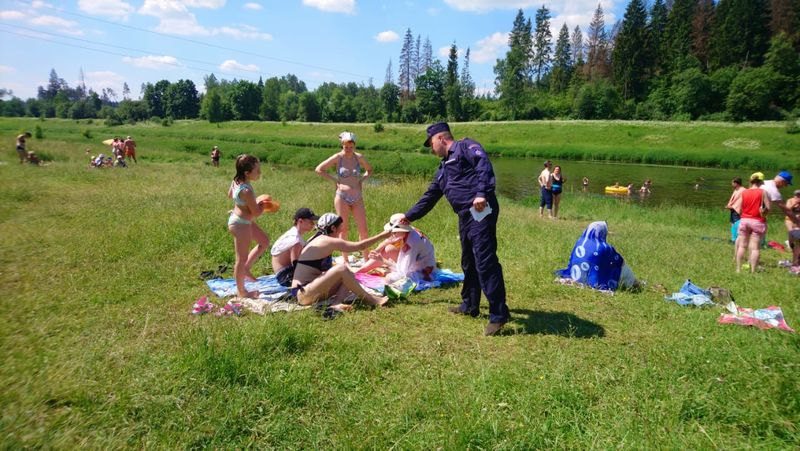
[1,0,797,123]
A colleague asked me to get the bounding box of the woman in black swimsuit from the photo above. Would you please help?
[291,213,391,310]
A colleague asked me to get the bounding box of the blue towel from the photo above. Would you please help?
[664,279,714,307]
[206,275,289,298]
[555,221,624,291]
[413,269,465,291]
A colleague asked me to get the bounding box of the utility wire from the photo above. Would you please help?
[0,28,263,84]
[0,23,278,79]
[41,4,373,80]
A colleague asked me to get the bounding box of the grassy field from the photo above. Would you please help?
[2,118,799,172]
[1,121,799,448]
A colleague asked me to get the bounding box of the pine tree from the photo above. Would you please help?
[414,35,421,81]
[421,37,433,73]
[78,67,86,99]
[532,5,553,87]
[550,23,572,93]
[662,0,697,72]
[692,0,715,70]
[122,82,130,100]
[460,47,477,120]
[648,0,668,75]
[385,59,394,85]
[445,43,462,121]
[571,25,584,65]
[399,28,415,100]
[612,0,650,100]
[494,9,533,118]
[709,0,772,69]
[769,0,799,46]
[585,3,610,80]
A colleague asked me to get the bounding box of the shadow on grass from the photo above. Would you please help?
[509,309,605,338]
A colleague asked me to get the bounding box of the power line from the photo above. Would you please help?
[0,28,262,85]
[41,4,374,80]
[0,23,279,80]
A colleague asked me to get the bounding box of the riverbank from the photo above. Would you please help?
[1,160,797,448]
[2,118,798,172]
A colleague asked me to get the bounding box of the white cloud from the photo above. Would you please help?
[29,15,77,27]
[550,1,617,37]
[81,70,126,93]
[139,1,273,39]
[219,59,259,72]
[374,30,399,43]
[0,65,16,74]
[182,0,226,7]
[139,0,208,35]
[78,0,135,21]
[122,55,181,69]
[302,0,355,14]
[443,0,538,13]
[216,25,271,40]
[0,10,27,20]
[31,1,54,9]
[438,46,454,58]
[243,2,262,10]
[58,28,86,36]
[471,32,508,64]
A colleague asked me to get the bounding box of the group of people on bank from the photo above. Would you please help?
[726,171,799,272]
[224,122,510,336]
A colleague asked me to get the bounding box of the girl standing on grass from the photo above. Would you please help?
[228,154,270,298]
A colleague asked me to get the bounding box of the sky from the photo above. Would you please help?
[0,0,623,100]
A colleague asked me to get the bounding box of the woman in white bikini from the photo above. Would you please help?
[315,131,372,261]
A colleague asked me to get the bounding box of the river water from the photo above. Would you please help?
[492,158,776,209]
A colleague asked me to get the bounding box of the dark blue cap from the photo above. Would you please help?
[778,170,793,185]
[424,122,451,147]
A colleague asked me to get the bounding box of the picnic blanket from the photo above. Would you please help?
[718,304,795,332]
[355,269,464,294]
[664,279,715,307]
[206,275,289,298]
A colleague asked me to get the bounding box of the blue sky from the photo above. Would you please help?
[0,0,623,100]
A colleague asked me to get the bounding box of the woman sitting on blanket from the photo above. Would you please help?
[291,213,391,310]
[357,213,437,283]
[555,221,638,291]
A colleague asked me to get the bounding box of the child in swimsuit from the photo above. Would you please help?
[227,154,270,298]
[314,131,373,262]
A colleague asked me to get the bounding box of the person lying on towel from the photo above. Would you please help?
[555,221,638,291]
[357,213,437,284]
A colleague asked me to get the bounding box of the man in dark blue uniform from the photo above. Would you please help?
[397,122,510,336]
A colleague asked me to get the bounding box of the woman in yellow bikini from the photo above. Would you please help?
[315,132,372,261]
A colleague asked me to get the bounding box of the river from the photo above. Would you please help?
[492,158,780,209]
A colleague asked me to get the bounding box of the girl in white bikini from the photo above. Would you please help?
[314,132,373,262]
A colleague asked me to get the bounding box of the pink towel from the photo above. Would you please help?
[718,306,795,332]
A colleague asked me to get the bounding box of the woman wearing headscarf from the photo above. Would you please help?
[315,131,373,262]
[291,213,390,310]
[555,221,637,291]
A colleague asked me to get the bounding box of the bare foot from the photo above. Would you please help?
[244,272,258,282]
[374,296,389,307]
[330,304,353,312]
[238,290,259,299]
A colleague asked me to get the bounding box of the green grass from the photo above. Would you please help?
[0,122,798,448]
[2,117,799,172]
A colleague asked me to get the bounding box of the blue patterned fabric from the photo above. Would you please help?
[555,221,624,290]
[206,275,289,298]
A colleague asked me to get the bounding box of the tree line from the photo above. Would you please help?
[0,0,797,123]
